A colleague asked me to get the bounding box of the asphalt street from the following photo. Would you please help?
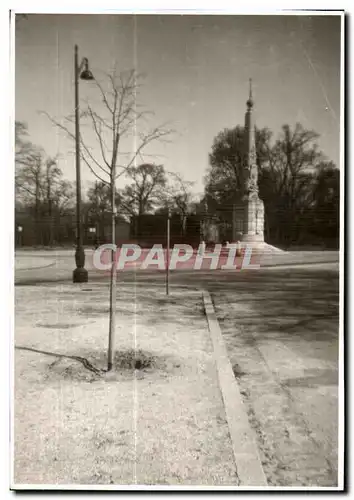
[15,248,339,286]
[210,264,340,485]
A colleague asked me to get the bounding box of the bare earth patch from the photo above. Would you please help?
[14,284,238,486]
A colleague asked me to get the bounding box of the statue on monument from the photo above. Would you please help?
[243,80,259,198]
[245,171,258,195]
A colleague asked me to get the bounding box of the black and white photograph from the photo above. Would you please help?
[12,9,344,490]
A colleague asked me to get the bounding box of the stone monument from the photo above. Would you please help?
[232,80,264,244]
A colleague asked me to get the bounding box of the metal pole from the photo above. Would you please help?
[73,44,88,283]
[166,209,170,296]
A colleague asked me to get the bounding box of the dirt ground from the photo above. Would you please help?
[14,283,238,486]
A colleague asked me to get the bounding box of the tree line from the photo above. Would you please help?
[15,121,197,246]
[205,123,339,248]
[15,68,339,249]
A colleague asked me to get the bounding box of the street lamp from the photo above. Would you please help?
[73,44,94,283]
[18,226,23,247]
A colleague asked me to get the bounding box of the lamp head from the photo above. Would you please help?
[80,58,94,81]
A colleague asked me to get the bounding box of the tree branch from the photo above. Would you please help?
[86,104,111,169]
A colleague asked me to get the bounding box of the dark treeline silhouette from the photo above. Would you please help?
[15,121,339,249]
[15,122,76,246]
[204,123,339,249]
[15,122,196,247]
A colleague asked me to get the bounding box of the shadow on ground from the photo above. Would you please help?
[15,345,181,383]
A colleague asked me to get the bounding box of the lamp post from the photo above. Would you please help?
[73,44,94,283]
[18,226,23,247]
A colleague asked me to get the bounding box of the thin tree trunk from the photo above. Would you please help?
[35,170,40,246]
[47,167,53,246]
[108,170,117,371]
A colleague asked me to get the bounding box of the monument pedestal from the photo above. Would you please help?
[241,193,264,243]
[232,193,264,244]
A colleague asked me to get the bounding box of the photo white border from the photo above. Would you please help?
[4,2,348,496]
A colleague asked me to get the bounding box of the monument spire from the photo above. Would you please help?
[232,79,264,243]
[244,78,257,195]
[247,78,254,109]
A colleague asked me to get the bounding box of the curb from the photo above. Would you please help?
[202,290,267,487]
[15,262,56,271]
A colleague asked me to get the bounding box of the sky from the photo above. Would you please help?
[15,13,342,195]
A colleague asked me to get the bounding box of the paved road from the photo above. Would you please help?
[14,249,341,486]
[209,265,340,486]
[15,248,339,285]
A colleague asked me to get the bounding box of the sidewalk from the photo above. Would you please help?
[14,284,240,487]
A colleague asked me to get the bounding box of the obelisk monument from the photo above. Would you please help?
[241,79,264,243]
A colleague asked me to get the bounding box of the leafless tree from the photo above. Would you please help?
[44,69,173,370]
[15,149,44,225]
[119,163,167,236]
[164,172,195,236]
[15,124,74,244]
[86,181,123,244]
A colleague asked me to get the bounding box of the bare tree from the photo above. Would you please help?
[44,69,173,370]
[15,122,39,196]
[15,121,31,160]
[15,150,45,227]
[262,123,321,244]
[44,157,61,245]
[165,172,195,236]
[16,144,74,245]
[86,181,123,244]
[119,163,167,237]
